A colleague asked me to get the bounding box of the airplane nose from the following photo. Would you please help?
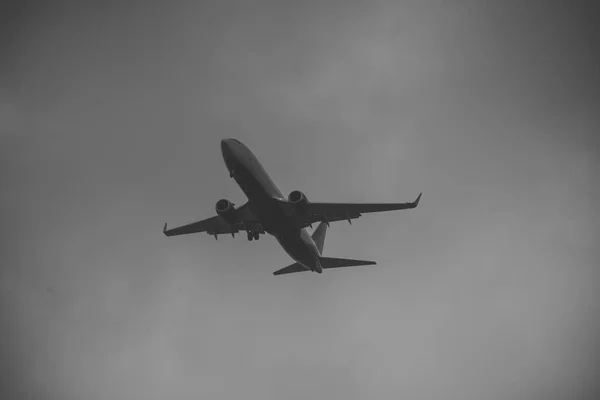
[221,139,237,175]
[221,139,233,158]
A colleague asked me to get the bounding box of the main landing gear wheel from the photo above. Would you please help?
[253,232,259,240]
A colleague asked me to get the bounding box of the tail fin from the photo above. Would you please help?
[311,221,328,254]
[319,257,376,270]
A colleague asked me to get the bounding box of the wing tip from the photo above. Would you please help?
[163,222,169,236]
[414,192,422,207]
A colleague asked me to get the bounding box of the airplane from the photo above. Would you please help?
[163,139,421,275]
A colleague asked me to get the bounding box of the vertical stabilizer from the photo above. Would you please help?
[311,221,328,254]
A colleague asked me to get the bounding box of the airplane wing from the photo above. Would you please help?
[301,192,421,227]
[163,202,263,238]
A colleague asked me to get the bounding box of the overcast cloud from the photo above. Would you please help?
[1,1,599,399]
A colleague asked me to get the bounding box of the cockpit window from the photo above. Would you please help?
[230,139,241,144]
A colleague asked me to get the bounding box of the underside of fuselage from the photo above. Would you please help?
[221,139,322,273]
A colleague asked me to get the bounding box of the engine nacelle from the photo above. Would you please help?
[215,199,236,224]
[288,190,309,213]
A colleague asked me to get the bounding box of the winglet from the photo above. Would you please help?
[414,192,422,207]
[163,222,168,236]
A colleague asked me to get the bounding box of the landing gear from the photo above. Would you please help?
[247,231,260,241]
[247,231,253,241]
[253,232,259,240]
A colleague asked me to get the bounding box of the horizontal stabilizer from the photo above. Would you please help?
[273,257,376,276]
[320,257,376,269]
[273,262,310,276]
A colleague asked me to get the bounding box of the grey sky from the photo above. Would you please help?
[2,1,599,399]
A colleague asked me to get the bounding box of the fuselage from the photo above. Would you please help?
[220,139,323,273]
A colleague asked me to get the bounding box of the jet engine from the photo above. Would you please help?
[215,199,237,224]
[288,190,309,213]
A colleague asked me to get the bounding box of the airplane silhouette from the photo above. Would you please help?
[164,139,421,275]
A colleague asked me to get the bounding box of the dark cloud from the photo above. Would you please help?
[1,1,598,399]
